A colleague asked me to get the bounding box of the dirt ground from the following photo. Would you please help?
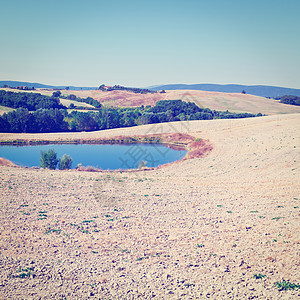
[0,114,299,299]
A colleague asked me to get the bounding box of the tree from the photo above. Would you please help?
[40,149,59,170]
[58,154,72,170]
[0,115,10,132]
[241,90,246,94]
[52,91,61,97]
[98,84,106,91]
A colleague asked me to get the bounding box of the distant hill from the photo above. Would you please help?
[2,81,300,98]
[149,84,300,98]
[0,81,97,90]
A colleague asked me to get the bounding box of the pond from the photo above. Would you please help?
[0,143,187,170]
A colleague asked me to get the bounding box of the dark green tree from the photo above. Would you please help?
[40,149,59,170]
[52,91,62,97]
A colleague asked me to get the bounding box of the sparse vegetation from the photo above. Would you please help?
[274,280,300,291]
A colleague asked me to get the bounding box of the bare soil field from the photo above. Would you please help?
[0,113,299,299]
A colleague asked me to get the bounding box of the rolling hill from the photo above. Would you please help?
[2,81,300,97]
[150,83,300,98]
[57,88,300,115]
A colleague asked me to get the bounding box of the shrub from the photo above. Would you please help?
[40,149,59,170]
[58,154,72,170]
[138,160,147,169]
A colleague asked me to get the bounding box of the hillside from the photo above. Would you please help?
[58,88,300,115]
[150,83,300,98]
[0,81,96,90]
[2,81,300,97]
[1,87,300,116]
[0,114,299,298]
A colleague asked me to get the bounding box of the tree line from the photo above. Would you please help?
[0,98,261,133]
[53,91,102,109]
[0,90,66,111]
[98,84,157,94]
[274,95,300,106]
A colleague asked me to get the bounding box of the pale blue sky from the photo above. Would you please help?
[1,0,299,88]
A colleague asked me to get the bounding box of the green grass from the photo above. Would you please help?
[272,217,283,220]
[15,267,34,278]
[254,274,266,279]
[274,280,300,291]
[184,283,195,287]
[45,228,61,234]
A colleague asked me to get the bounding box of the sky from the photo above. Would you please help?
[1,0,299,88]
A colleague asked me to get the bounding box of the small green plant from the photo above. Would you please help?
[217,205,222,207]
[274,280,300,291]
[15,267,34,278]
[250,211,258,213]
[196,244,204,248]
[254,274,266,279]
[58,154,73,170]
[227,211,232,213]
[138,160,147,169]
[184,283,195,287]
[40,149,59,170]
[45,228,61,234]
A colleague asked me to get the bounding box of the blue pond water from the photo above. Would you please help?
[0,143,186,170]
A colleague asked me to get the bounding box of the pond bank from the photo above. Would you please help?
[0,133,213,170]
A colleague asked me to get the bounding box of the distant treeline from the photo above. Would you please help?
[0,90,66,110]
[274,95,300,106]
[2,84,36,91]
[98,84,158,94]
[53,91,102,108]
[0,99,262,133]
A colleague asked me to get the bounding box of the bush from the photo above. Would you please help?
[40,149,59,170]
[58,154,72,170]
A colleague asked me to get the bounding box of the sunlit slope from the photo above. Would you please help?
[54,89,300,115]
[163,90,300,115]
[1,87,300,115]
